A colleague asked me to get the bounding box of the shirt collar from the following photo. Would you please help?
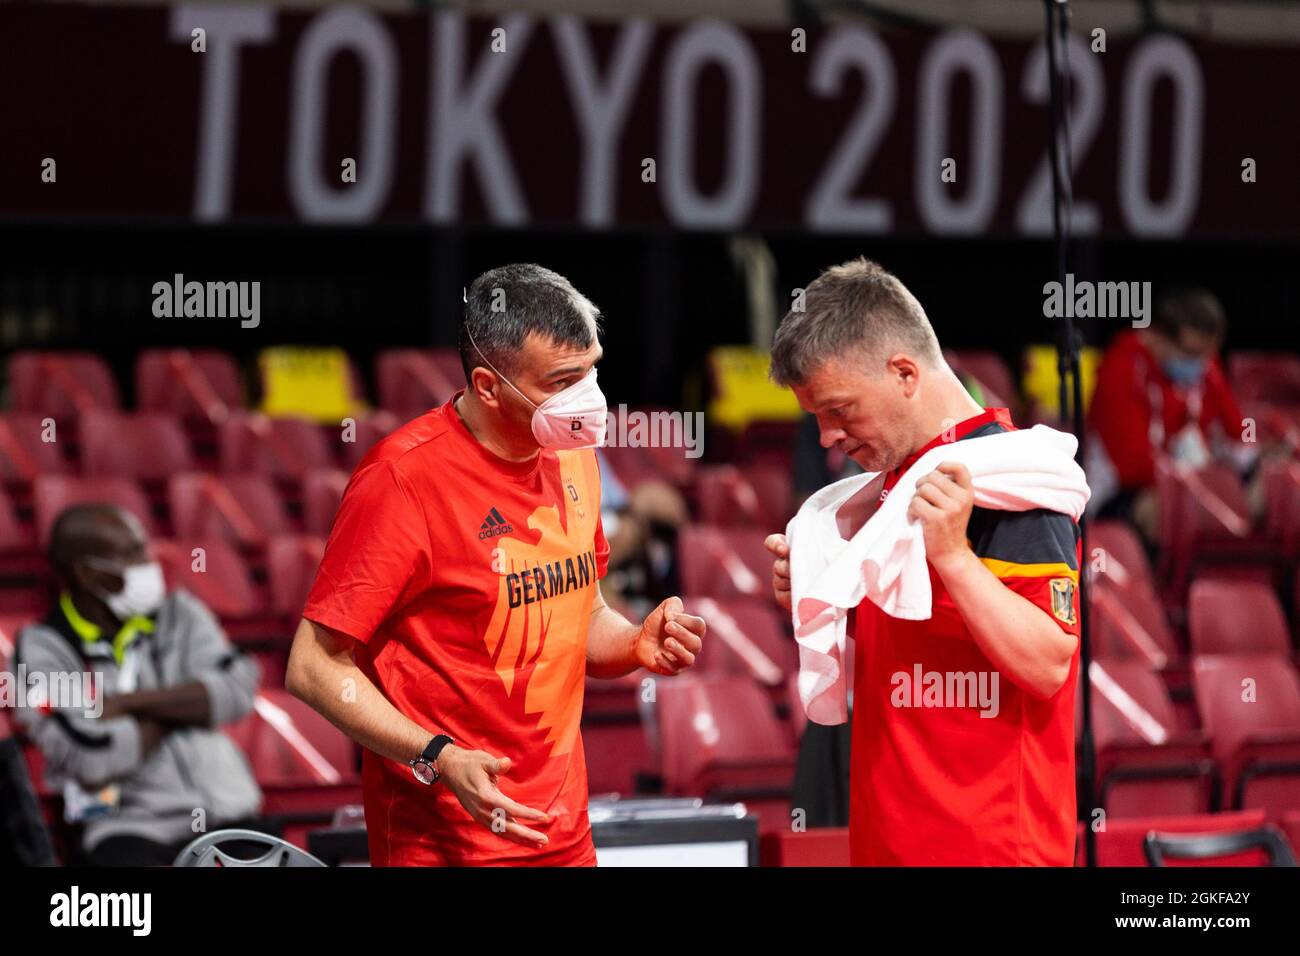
[884,407,1014,488]
[59,592,155,666]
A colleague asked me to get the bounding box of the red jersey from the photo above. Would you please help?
[303,393,609,866]
[1088,330,1243,490]
[851,408,1082,866]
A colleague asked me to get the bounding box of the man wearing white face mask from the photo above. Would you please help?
[14,504,262,864]
[288,263,708,866]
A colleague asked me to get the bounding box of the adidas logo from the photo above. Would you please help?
[477,507,514,540]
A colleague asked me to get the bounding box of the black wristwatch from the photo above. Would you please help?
[410,734,454,785]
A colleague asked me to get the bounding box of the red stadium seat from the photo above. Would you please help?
[153,538,272,639]
[79,410,195,481]
[1083,521,1188,672]
[1087,520,1156,592]
[375,349,464,419]
[1077,810,1270,866]
[340,411,402,470]
[223,689,361,819]
[677,526,775,603]
[8,351,121,418]
[301,469,349,536]
[601,407,699,490]
[684,595,795,687]
[135,349,244,423]
[1192,654,1300,815]
[944,349,1021,415]
[1282,810,1300,859]
[648,673,795,801]
[168,473,293,550]
[1155,458,1272,599]
[1228,352,1300,406]
[1088,659,1214,817]
[0,484,33,555]
[0,412,72,486]
[1089,578,1184,672]
[759,827,851,867]
[220,412,335,481]
[0,484,42,609]
[1263,458,1300,561]
[33,474,157,546]
[224,689,357,789]
[1188,579,1292,659]
[735,420,800,472]
[696,464,794,530]
[267,535,325,619]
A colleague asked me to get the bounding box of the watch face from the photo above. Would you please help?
[412,760,436,785]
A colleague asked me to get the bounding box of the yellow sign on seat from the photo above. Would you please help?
[259,347,364,423]
[708,346,804,429]
[1021,344,1101,417]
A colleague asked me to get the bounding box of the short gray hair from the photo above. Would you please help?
[459,263,601,380]
[770,257,942,387]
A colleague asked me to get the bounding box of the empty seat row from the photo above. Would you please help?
[0,472,348,553]
[1088,653,1300,819]
[0,409,398,485]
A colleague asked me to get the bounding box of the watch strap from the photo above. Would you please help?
[420,734,453,765]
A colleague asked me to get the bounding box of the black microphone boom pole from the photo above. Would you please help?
[1043,0,1098,868]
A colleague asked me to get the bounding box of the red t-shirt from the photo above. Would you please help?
[1088,330,1244,490]
[303,393,609,866]
[851,408,1082,866]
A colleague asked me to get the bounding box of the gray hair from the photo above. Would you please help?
[459,263,601,380]
[770,257,943,387]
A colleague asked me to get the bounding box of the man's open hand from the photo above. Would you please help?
[436,745,553,848]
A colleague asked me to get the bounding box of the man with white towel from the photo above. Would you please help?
[766,258,1089,866]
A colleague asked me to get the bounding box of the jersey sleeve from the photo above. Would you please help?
[589,448,611,579]
[967,508,1082,636]
[594,513,610,579]
[302,460,432,643]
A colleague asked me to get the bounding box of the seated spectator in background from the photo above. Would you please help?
[0,707,56,865]
[596,447,690,618]
[14,505,263,866]
[1087,288,1266,543]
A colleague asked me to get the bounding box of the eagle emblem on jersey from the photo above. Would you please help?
[481,453,600,757]
[1049,577,1077,625]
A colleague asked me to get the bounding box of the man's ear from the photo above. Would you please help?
[888,353,921,398]
[469,366,502,409]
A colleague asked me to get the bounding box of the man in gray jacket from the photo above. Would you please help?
[13,504,263,865]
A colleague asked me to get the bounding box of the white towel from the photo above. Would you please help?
[787,424,1091,725]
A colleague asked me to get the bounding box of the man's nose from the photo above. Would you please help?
[818,425,843,449]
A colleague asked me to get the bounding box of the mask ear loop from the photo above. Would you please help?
[462,321,539,411]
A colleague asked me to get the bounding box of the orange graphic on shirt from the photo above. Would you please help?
[481,460,599,758]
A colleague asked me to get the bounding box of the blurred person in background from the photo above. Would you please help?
[1087,288,1283,545]
[0,707,56,865]
[595,446,690,620]
[14,505,262,866]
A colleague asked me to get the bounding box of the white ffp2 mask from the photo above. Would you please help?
[464,324,608,449]
[523,368,608,449]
